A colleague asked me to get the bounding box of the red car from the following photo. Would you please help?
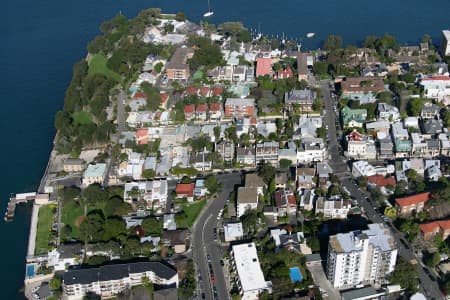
[210,275,215,284]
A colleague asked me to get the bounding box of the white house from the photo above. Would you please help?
[420,76,450,100]
[237,187,259,218]
[224,222,244,242]
[297,137,327,163]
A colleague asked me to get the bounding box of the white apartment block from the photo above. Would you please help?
[231,243,271,300]
[326,223,397,290]
[123,180,168,208]
[62,262,178,300]
[440,30,450,57]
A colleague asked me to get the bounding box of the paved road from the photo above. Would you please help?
[192,173,243,300]
[320,80,444,300]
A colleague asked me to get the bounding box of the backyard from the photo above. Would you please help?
[61,200,84,241]
[35,205,56,255]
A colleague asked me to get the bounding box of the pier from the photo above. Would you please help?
[4,193,36,221]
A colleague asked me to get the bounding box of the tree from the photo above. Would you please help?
[324,35,342,52]
[175,11,186,22]
[424,252,440,268]
[178,260,196,299]
[218,22,246,37]
[103,217,127,241]
[279,159,292,170]
[79,212,105,243]
[49,277,62,290]
[312,98,323,111]
[141,217,163,236]
[407,98,424,116]
[258,162,276,184]
[312,61,328,76]
[141,82,161,111]
[153,62,163,74]
[82,184,108,205]
[213,126,221,141]
[205,175,221,195]
[389,258,418,293]
[384,207,397,220]
[269,178,276,194]
[188,37,223,70]
[163,22,174,33]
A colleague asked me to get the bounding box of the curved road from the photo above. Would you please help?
[320,80,444,300]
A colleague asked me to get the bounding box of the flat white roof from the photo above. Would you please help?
[232,243,267,293]
[443,30,450,40]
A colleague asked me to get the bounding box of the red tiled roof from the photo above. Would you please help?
[212,87,223,96]
[160,92,169,103]
[185,87,198,95]
[256,57,272,77]
[287,194,296,206]
[133,91,148,100]
[196,103,207,112]
[275,66,294,79]
[209,103,221,111]
[250,117,258,125]
[347,130,365,141]
[176,183,195,197]
[135,128,148,137]
[199,86,210,96]
[395,192,430,207]
[367,175,396,187]
[420,220,450,235]
[422,76,450,81]
[184,104,195,113]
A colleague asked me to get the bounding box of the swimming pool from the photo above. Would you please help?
[289,267,303,283]
[26,264,35,278]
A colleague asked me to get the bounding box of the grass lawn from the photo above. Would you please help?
[35,205,56,255]
[72,111,93,125]
[61,201,84,240]
[88,54,121,82]
[177,199,206,228]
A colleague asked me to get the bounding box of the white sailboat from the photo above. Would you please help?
[203,0,214,17]
[306,32,315,38]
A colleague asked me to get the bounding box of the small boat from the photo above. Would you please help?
[306,32,315,38]
[203,0,214,17]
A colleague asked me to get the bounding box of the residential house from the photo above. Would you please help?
[237,187,259,217]
[340,77,385,103]
[245,173,266,195]
[163,214,176,231]
[196,103,208,121]
[395,192,430,216]
[209,103,223,120]
[236,146,256,166]
[365,120,390,135]
[300,189,315,211]
[439,133,450,156]
[224,222,244,242]
[274,189,297,216]
[162,229,189,253]
[297,137,327,163]
[284,89,316,112]
[367,175,396,188]
[297,167,316,190]
[421,102,441,119]
[47,243,83,271]
[166,47,194,81]
[341,106,367,128]
[215,140,234,163]
[82,163,107,186]
[224,98,256,118]
[420,76,450,100]
[422,119,443,135]
[189,152,212,171]
[401,158,425,177]
[184,104,195,120]
[378,137,394,160]
[315,195,351,219]
[62,262,178,299]
[194,179,208,198]
[275,172,288,189]
[420,220,450,240]
[377,103,400,121]
[316,162,332,188]
[256,57,272,77]
[278,141,297,164]
[352,160,394,178]
[63,158,86,172]
[124,180,168,208]
[256,142,279,166]
[404,117,420,129]
[274,65,294,80]
[175,183,195,202]
[346,130,376,160]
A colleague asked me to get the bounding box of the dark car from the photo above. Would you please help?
[207,254,211,263]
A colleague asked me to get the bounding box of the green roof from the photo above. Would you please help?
[193,71,203,80]
[341,106,367,125]
[395,139,411,152]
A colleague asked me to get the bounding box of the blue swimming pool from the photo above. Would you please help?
[289,267,303,283]
[26,264,35,278]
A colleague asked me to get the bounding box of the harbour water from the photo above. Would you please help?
[2,0,450,298]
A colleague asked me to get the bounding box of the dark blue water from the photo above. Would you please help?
[2,0,450,298]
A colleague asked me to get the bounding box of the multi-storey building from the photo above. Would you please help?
[224,98,256,118]
[62,262,178,300]
[327,224,397,290]
[165,47,194,81]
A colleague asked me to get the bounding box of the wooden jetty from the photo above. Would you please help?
[4,192,36,221]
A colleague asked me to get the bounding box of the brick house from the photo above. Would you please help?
[395,192,430,216]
